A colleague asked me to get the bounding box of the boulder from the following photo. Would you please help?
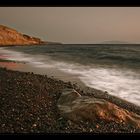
[58,88,140,128]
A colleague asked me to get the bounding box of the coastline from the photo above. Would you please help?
[0,66,140,133]
[0,59,86,88]
[0,43,62,47]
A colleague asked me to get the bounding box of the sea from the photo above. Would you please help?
[0,44,140,106]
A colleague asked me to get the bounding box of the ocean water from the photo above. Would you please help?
[0,44,140,106]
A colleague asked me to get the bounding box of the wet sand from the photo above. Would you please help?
[0,61,86,87]
[0,65,140,133]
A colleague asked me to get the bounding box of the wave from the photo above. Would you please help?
[59,65,140,106]
[4,45,140,67]
[0,48,54,68]
[97,53,140,63]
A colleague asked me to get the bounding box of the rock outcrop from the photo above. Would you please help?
[0,25,47,46]
[58,88,140,128]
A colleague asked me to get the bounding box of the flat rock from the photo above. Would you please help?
[58,88,140,128]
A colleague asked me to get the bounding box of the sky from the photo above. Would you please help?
[0,7,140,44]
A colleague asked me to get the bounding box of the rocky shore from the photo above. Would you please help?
[0,67,140,133]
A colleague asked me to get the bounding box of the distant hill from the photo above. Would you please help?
[0,25,61,46]
[100,41,131,44]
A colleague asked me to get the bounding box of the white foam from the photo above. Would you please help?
[48,61,140,107]
[0,48,53,68]
[59,66,140,106]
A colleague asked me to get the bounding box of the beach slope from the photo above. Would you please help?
[0,67,140,133]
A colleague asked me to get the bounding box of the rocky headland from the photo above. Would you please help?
[0,25,61,46]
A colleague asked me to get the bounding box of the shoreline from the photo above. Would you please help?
[0,67,140,133]
[0,43,62,47]
[0,59,86,88]
[0,60,140,113]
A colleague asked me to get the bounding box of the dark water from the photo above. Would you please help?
[4,44,140,69]
[0,44,140,105]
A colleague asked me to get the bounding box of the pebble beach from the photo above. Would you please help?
[0,67,140,133]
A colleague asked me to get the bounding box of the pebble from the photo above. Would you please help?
[96,125,99,128]
[89,128,93,132]
[58,117,63,121]
[2,124,5,127]
[67,120,72,125]
[32,123,37,127]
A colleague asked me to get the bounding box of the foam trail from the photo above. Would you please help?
[54,62,140,106]
[0,48,53,68]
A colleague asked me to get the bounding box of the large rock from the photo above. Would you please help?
[57,88,140,128]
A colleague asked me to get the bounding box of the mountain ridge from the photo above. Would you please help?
[99,40,132,44]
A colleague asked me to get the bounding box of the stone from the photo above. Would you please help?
[32,123,37,127]
[58,88,140,128]
[96,125,99,128]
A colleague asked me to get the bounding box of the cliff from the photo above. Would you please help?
[0,25,47,46]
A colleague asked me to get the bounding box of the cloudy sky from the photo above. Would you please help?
[0,7,140,44]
